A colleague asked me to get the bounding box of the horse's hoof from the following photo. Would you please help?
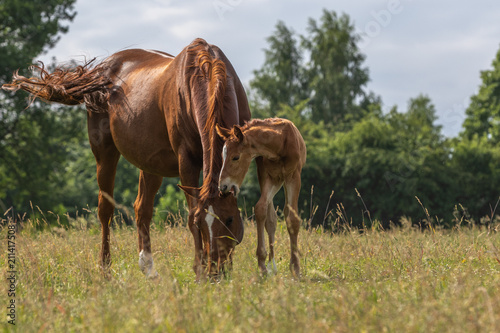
[139,250,159,279]
[147,270,160,280]
[267,258,277,274]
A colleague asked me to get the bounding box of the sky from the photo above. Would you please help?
[39,0,500,137]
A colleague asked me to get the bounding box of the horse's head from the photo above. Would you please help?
[179,185,244,278]
[216,124,253,197]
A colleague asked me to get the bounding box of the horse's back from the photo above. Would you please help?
[103,49,174,88]
[106,49,174,72]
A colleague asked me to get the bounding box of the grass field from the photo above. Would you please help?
[1,214,500,333]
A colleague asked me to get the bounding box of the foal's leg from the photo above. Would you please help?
[283,171,302,277]
[255,158,282,275]
[135,171,163,278]
[88,113,120,272]
[265,202,278,273]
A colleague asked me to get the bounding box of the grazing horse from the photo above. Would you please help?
[216,118,306,277]
[3,38,250,280]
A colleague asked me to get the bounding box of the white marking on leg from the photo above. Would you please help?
[267,258,277,274]
[205,205,215,249]
[139,250,159,279]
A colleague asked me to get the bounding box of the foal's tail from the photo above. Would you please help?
[2,59,111,106]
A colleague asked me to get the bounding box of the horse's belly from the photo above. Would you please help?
[121,145,180,178]
[109,112,180,178]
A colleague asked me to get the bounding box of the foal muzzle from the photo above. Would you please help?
[219,184,239,197]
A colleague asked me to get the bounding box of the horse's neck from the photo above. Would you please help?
[245,127,283,160]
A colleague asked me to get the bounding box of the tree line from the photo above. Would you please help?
[1,3,499,228]
[247,10,500,228]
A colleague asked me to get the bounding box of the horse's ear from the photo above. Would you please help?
[216,123,231,140]
[233,125,244,142]
[178,185,201,199]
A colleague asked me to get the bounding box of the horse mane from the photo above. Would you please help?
[188,38,228,199]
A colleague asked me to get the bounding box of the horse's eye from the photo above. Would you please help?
[232,155,240,161]
[225,217,233,226]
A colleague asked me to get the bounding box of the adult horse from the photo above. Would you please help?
[3,38,250,280]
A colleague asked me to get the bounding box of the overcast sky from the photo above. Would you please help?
[39,0,500,137]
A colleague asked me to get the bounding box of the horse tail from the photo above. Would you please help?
[2,59,111,106]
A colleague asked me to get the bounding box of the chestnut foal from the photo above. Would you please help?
[216,118,306,277]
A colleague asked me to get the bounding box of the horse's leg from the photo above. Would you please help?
[187,194,204,280]
[135,170,163,278]
[255,158,281,275]
[178,151,203,280]
[88,113,120,273]
[283,171,302,278]
[96,156,120,271]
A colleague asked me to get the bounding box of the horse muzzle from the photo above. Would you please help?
[219,184,239,197]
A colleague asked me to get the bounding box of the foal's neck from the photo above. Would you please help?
[244,126,284,160]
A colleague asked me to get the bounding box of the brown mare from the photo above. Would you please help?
[216,118,306,277]
[3,38,250,280]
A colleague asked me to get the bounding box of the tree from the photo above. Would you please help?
[303,10,370,124]
[248,11,500,227]
[0,0,188,222]
[453,46,500,222]
[321,95,454,227]
[250,10,373,126]
[450,136,500,222]
[0,0,78,216]
[0,0,77,152]
[247,10,383,226]
[250,21,306,117]
[461,46,500,142]
[0,0,77,81]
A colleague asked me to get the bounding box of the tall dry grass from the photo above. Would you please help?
[1,213,499,332]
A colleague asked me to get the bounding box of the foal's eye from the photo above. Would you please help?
[232,155,240,161]
[225,217,233,226]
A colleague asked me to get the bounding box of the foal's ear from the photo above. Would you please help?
[178,184,201,200]
[216,123,231,140]
[232,125,244,142]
